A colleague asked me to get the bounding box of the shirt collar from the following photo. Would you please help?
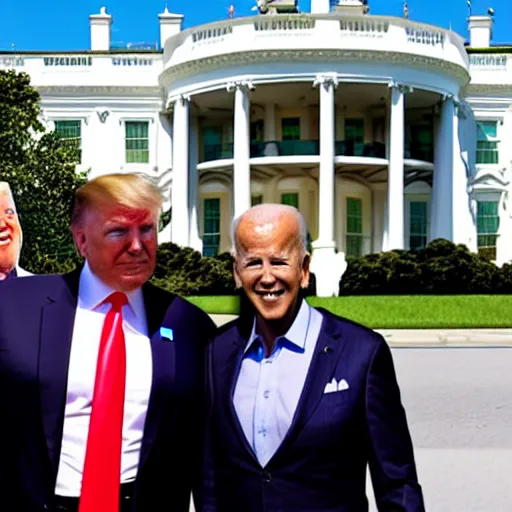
[245,299,311,354]
[5,267,17,280]
[78,261,145,319]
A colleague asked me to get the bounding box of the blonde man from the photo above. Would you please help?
[0,173,216,512]
[0,181,31,279]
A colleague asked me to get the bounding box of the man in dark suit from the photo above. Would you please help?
[0,173,215,512]
[204,203,424,512]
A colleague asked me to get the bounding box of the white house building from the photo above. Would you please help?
[1,1,511,295]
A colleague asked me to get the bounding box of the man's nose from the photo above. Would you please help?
[127,235,142,253]
[260,264,276,285]
[0,216,6,229]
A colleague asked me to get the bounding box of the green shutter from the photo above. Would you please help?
[346,198,363,257]
[344,119,364,156]
[203,198,221,257]
[409,201,427,250]
[281,193,299,208]
[477,201,499,259]
[476,121,499,164]
[125,121,149,163]
[54,120,81,163]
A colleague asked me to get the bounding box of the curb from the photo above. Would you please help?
[209,315,512,347]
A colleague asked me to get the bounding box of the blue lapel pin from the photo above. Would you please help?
[160,327,174,342]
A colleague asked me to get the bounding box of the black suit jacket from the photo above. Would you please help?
[204,307,425,512]
[0,269,216,512]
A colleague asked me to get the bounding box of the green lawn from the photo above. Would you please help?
[186,295,512,329]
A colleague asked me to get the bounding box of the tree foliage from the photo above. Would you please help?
[0,69,87,272]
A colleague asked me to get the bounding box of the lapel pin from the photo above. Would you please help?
[160,327,174,342]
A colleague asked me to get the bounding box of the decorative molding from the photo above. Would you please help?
[160,49,470,88]
[466,84,512,94]
[313,74,339,90]
[226,80,254,93]
[387,80,413,94]
[35,85,162,96]
[96,109,110,123]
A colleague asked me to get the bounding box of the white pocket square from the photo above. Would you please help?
[337,379,349,391]
[324,378,338,394]
[324,378,350,394]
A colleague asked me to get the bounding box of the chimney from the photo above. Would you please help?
[333,0,369,16]
[468,15,493,48]
[158,7,184,50]
[89,7,113,51]
[310,0,330,14]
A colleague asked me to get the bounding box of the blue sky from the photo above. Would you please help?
[0,0,510,51]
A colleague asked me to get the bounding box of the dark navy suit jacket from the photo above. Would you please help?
[0,269,216,512]
[204,307,425,512]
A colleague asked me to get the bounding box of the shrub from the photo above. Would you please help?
[340,238,506,295]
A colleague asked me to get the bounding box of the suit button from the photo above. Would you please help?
[262,471,271,482]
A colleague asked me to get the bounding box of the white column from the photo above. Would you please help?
[311,74,346,297]
[384,81,411,251]
[263,103,278,157]
[189,116,202,252]
[228,81,252,218]
[171,95,190,246]
[431,95,456,241]
[314,74,337,247]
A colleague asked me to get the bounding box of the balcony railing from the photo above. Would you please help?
[202,143,234,161]
[335,141,386,158]
[201,140,434,162]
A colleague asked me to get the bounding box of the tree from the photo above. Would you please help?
[0,69,87,272]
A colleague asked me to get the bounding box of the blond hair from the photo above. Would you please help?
[70,173,164,226]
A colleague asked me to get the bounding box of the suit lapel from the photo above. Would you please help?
[38,270,80,474]
[139,285,176,469]
[223,330,261,464]
[269,311,345,465]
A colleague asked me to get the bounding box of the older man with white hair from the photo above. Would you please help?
[0,181,31,279]
[203,203,424,512]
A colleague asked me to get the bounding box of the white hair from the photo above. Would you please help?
[231,203,308,256]
[0,182,15,207]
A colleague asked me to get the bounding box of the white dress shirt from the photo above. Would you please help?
[55,262,153,497]
[233,300,323,467]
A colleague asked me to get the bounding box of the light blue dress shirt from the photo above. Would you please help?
[233,300,323,467]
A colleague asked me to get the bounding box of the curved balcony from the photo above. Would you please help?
[161,13,469,88]
[200,140,433,164]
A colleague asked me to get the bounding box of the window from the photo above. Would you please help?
[125,121,149,163]
[281,193,299,208]
[344,119,364,156]
[477,201,499,260]
[251,195,263,206]
[410,125,434,161]
[54,120,81,163]
[346,197,363,257]
[281,118,300,141]
[409,201,428,250]
[203,198,221,257]
[477,121,499,164]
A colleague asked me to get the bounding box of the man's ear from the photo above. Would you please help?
[71,226,87,259]
[233,259,242,289]
[300,252,311,288]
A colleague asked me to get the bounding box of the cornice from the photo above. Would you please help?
[466,84,512,94]
[160,49,470,88]
[35,85,162,96]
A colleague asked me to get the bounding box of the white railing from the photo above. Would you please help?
[163,14,468,73]
[469,54,508,70]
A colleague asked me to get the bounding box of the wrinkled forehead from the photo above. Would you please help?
[236,216,301,255]
[90,203,156,223]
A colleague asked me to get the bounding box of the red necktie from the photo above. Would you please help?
[79,292,128,512]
